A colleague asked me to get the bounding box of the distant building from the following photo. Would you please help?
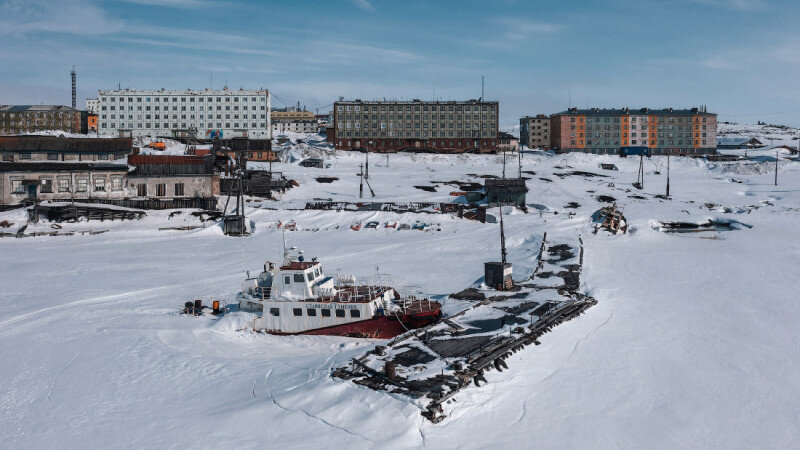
[485,178,528,208]
[0,105,88,135]
[550,107,717,155]
[272,108,317,134]
[332,99,499,153]
[717,136,764,149]
[86,98,99,114]
[0,136,131,163]
[497,132,519,152]
[520,114,550,149]
[87,114,98,133]
[96,88,271,140]
[126,154,214,199]
[299,158,324,168]
[0,162,128,206]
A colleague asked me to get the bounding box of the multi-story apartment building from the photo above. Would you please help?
[519,114,550,149]
[86,98,99,114]
[332,99,499,153]
[96,88,271,140]
[272,108,317,134]
[550,107,717,155]
[0,105,87,135]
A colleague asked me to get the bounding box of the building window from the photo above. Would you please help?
[174,183,184,196]
[335,309,345,318]
[58,178,70,192]
[11,180,24,193]
[40,179,53,193]
[111,177,123,191]
[137,183,147,196]
[19,152,31,160]
[94,178,106,192]
[47,153,59,161]
[76,179,88,192]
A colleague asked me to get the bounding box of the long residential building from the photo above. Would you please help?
[331,99,499,153]
[0,136,132,162]
[0,105,88,135]
[96,88,271,140]
[550,107,717,155]
[520,114,550,149]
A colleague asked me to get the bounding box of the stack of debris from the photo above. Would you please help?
[592,203,628,234]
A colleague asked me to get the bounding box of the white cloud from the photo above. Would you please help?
[0,0,124,35]
[492,17,561,41]
[350,0,375,11]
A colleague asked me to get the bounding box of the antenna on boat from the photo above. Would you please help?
[499,202,507,264]
[282,228,288,264]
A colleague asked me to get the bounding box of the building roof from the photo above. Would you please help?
[335,99,498,105]
[97,88,268,96]
[0,162,129,173]
[485,178,528,193]
[0,137,132,153]
[717,137,763,146]
[0,105,80,113]
[553,107,715,117]
[497,132,518,140]
[128,154,205,165]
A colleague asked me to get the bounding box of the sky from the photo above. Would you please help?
[1,0,800,130]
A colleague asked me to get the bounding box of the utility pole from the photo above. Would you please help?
[666,154,671,197]
[499,202,507,264]
[518,148,522,178]
[502,149,506,179]
[775,150,779,186]
[365,150,370,179]
[359,163,364,198]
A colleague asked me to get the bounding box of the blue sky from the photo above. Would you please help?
[1,0,800,129]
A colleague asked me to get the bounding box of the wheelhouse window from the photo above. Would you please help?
[269,308,280,316]
[350,310,361,318]
[321,309,331,317]
[284,276,291,285]
[335,309,345,318]
[306,308,317,317]
[293,308,302,317]
[293,274,304,283]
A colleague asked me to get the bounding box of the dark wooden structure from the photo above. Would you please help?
[484,178,528,207]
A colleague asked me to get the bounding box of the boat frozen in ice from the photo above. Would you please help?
[238,248,442,338]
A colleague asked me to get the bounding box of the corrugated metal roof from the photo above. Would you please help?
[553,108,716,116]
[0,162,129,173]
[127,154,205,165]
[0,137,132,153]
[0,105,78,112]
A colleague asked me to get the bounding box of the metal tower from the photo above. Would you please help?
[70,66,76,109]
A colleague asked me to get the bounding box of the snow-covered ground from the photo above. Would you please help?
[3,130,800,448]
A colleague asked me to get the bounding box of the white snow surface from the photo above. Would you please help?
[3,132,800,448]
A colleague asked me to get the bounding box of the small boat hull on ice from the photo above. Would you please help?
[238,247,442,339]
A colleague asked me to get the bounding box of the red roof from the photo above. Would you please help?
[128,154,205,165]
[280,261,319,271]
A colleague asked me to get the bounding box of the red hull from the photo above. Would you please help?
[271,310,442,339]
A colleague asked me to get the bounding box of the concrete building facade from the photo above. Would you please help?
[0,105,87,135]
[86,99,99,114]
[332,99,499,153]
[126,154,213,200]
[519,114,550,149]
[0,162,128,205]
[550,107,717,155]
[96,88,271,140]
[272,109,318,134]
